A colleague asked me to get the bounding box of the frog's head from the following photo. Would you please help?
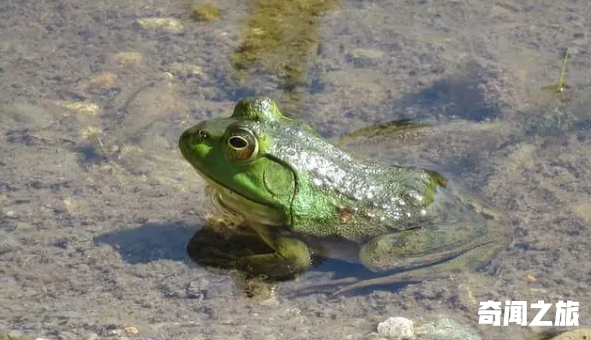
[179,97,299,226]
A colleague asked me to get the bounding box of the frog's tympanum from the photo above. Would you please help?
[179,97,512,294]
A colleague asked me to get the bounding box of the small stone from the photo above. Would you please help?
[108,329,122,336]
[57,101,100,116]
[522,273,537,283]
[136,18,184,34]
[79,126,102,139]
[377,317,414,340]
[123,326,139,336]
[161,72,175,80]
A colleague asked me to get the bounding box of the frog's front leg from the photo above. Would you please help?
[187,221,313,280]
[187,221,271,269]
[235,236,313,280]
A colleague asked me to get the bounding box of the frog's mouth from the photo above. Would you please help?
[195,170,288,227]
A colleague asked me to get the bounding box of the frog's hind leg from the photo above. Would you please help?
[333,219,511,295]
[332,260,458,295]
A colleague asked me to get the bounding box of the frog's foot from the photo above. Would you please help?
[331,270,445,295]
[293,277,360,296]
[236,236,313,280]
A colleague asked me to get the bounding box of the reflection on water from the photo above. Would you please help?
[230,0,340,113]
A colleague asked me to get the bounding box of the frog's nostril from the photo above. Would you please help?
[198,129,209,140]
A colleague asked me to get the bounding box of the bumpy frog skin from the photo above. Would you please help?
[179,97,512,294]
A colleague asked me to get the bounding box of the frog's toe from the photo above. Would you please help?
[293,277,360,296]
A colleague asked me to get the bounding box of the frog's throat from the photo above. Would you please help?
[196,170,288,227]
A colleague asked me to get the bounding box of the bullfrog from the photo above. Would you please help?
[179,97,512,294]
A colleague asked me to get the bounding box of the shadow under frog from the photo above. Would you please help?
[94,222,195,264]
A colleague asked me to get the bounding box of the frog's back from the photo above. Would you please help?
[266,120,453,240]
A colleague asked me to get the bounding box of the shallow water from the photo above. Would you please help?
[1,0,590,339]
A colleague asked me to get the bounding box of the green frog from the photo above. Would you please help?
[179,97,512,294]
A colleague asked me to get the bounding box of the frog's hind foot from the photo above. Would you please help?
[331,271,445,295]
[293,277,360,296]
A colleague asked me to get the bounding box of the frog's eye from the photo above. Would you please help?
[225,127,258,162]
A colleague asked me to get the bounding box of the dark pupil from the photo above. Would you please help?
[229,136,247,148]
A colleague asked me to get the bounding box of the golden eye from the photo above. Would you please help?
[225,127,258,162]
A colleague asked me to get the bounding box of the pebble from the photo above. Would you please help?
[136,18,184,34]
[57,101,100,116]
[79,126,102,139]
[522,273,537,283]
[105,326,140,338]
[123,326,139,336]
[377,317,414,340]
[108,329,122,336]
